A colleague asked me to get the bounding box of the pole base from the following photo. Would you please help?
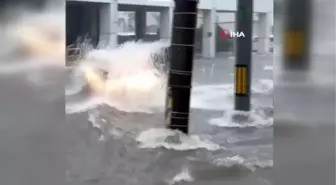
[231,112,250,123]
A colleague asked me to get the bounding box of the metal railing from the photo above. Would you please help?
[66,36,95,66]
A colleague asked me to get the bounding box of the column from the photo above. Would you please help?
[89,5,98,45]
[159,6,173,41]
[99,1,118,48]
[135,7,146,41]
[257,12,271,54]
[202,9,216,58]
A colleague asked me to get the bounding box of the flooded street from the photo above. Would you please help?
[65,52,273,185]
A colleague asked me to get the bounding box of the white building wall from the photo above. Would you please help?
[68,0,273,13]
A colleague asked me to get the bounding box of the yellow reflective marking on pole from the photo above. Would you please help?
[235,66,247,95]
[235,67,241,94]
[284,31,304,57]
[241,67,247,94]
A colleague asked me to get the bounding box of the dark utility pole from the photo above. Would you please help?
[234,0,253,111]
[283,0,312,71]
[165,0,198,134]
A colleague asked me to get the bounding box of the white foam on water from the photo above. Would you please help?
[191,84,234,110]
[213,155,273,172]
[190,79,273,111]
[198,80,273,128]
[209,109,273,128]
[214,155,251,169]
[252,79,274,94]
[136,128,222,151]
[168,167,194,185]
[66,97,106,114]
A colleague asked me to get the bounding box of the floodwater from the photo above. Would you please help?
[65,43,274,185]
[0,6,274,185]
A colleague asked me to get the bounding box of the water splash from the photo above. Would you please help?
[136,128,222,151]
[209,108,273,128]
[190,82,273,128]
[168,167,194,185]
[66,41,169,113]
